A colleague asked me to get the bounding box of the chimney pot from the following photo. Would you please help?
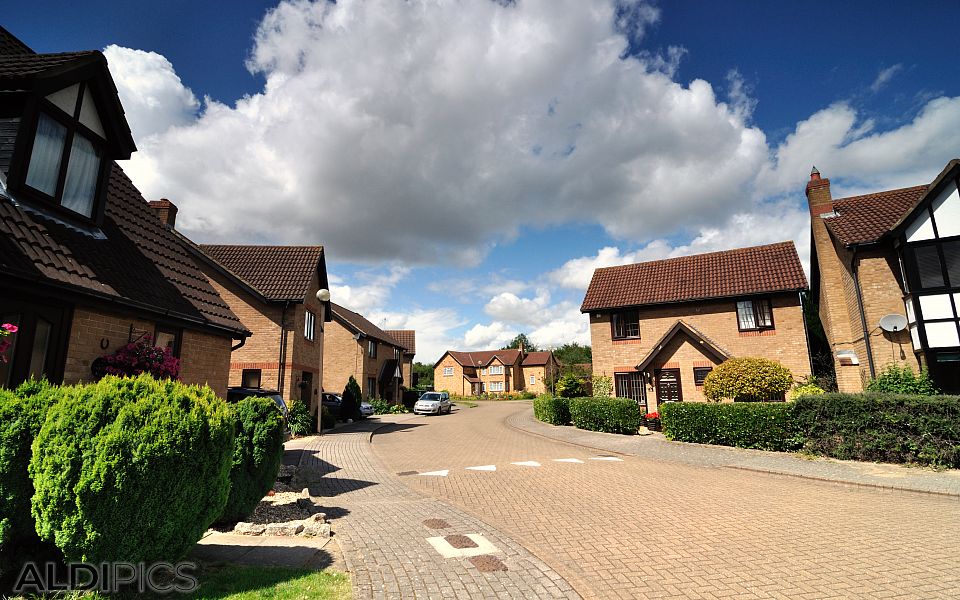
[148,198,178,229]
[810,166,821,181]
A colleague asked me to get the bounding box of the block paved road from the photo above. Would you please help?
[370,402,960,599]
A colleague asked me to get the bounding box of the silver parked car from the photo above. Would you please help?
[414,391,451,415]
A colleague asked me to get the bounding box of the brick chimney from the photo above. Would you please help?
[805,166,833,215]
[148,199,178,229]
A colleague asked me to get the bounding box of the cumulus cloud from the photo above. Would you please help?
[870,64,903,93]
[366,307,467,364]
[463,322,517,350]
[328,266,409,314]
[115,0,771,263]
[102,46,199,139]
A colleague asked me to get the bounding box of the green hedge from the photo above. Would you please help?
[218,396,285,524]
[29,375,235,563]
[660,402,798,451]
[792,393,960,468]
[569,397,641,434]
[533,395,570,425]
[0,379,60,578]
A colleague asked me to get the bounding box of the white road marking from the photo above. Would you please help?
[426,533,500,558]
[589,456,624,462]
[553,458,585,463]
[511,461,541,467]
[420,470,450,477]
[465,465,497,471]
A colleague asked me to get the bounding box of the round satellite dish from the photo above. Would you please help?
[879,314,908,333]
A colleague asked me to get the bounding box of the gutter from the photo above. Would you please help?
[851,246,877,379]
[278,301,290,397]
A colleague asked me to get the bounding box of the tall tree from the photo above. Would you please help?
[553,342,592,366]
[412,362,434,389]
[501,333,538,352]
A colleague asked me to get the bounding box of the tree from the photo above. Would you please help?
[412,362,434,389]
[555,372,588,398]
[553,343,592,373]
[502,334,538,352]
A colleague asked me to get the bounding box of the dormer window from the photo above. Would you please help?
[19,83,107,220]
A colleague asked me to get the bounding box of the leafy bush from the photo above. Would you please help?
[555,373,587,398]
[29,375,234,563]
[569,397,641,434]
[789,382,826,401]
[218,396,285,524]
[533,395,570,425]
[0,379,59,578]
[341,376,361,421]
[702,357,793,402]
[866,364,939,395]
[288,399,314,436]
[90,335,180,380]
[518,390,536,400]
[591,375,613,398]
[320,406,335,430]
[369,398,392,414]
[660,402,799,451]
[792,393,960,467]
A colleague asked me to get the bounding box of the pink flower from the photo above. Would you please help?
[1,323,16,334]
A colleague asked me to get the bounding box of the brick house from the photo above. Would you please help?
[187,243,331,412]
[582,242,811,412]
[323,303,407,402]
[0,28,249,395]
[808,160,960,393]
[433,348,558,396]
[385,329,416,387]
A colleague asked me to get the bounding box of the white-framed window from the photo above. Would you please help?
[443,366,453,376]
[489,365,504,375]
[368,340,377,358]
[529,375,535,385]
[480,368,487,375]
[490,381,504,392]
[304,310,316,341]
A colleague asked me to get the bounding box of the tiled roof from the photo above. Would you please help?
[385,330,416,354]
[330,303,404,348]
[445,349,523,368]
[521,351,554,366]
[824,185,928,247]
[0,166,248,335]
[0,51,101,88]
[581,241,807,312]
[0,26,33,56]
[199,245,324,301]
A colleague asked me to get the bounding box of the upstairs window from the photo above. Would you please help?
[737,299,774,331]
[612,310,640,339]
[443,366,453,376]
[304,310,316,341]
[22,83,106,219]
[367,340,377,358]
[489,365,504,375]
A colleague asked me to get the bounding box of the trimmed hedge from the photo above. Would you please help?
[703,357,793,402]
[218,396,285,524]
[533,395,570,425]
[29,375,235,563]
[569,397,642,434]
[0,379,60,578]
[792,393,960,468]
[660,402,798,451]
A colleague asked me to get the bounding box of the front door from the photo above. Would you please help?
[656,369,682,406]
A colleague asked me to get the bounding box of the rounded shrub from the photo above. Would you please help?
[218,396,285,524]
[569,397,641,434]
[703,357,793,402]
[789,382,826,401]
[0,379,61,578]
[287,399,313,436]
[29,375,234,563]
[533,395,570,425]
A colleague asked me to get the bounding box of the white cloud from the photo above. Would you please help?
[115,0,771,262]
[366,307,466,364]
[328,265,409,314]
[870,64,903,93]
[463,322,517,350]
[483,289,552,325]
[102,46,199,139]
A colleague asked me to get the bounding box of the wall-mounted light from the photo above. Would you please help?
[316,288,331,302]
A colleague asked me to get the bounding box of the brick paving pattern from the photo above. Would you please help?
[297,423,580,599]
[371,402,960,600]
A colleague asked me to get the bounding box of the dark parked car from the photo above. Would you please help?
[321,392,342,419]
[226,387,289,426]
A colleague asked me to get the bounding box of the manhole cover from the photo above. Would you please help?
[396,471,417,476]
[469,555,507,572]
[422,519,450,529]
[444,534,479,549]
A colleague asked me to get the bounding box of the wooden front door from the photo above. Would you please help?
[656,369,682,405]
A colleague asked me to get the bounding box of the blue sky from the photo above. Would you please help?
[7,1,960,362]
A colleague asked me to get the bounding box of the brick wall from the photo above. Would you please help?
[63,306,233,398]
[590,293,811,408]
[322,319,403,401]
[435,353,471,395]
[523,366,548,394]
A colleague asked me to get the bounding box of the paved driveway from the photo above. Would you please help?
[371,402,960,599]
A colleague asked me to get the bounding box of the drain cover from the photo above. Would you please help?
[444,534,478,549]
[469,555,508,572]
[422,518,450,529]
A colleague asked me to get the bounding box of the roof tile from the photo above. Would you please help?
[385,330,416,354]
[330,303,404,348]
[200,245,324,301]
[824,185,927,246]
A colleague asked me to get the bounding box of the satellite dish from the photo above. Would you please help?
[879,314,909,333]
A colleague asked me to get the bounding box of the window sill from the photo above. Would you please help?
[612,338,644,345]
[738,329,776,337]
